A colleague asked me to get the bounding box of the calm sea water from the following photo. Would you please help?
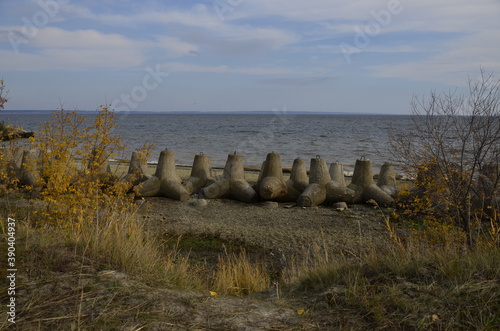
[2,112,413,173]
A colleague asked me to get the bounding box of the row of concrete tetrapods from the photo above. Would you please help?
[132,150,397,207]
[1,148,397,207]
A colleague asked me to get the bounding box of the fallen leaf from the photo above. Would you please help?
[209,291,218,297]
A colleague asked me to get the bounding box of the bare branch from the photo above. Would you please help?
[390,69,500,246]
[0,79,9,110]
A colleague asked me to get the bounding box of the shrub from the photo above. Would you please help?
[34,106,131,230]
[391,69,500,247]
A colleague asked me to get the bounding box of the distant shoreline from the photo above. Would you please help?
[1,110,411,116]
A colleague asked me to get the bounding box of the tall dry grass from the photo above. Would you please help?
[288,240,500,330]
[212,249,270,296]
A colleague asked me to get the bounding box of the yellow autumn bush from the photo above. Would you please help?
[19,107,197,286]
[33,107,131,231]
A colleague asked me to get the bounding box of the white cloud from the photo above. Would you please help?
[0,47,143,71]
[55,3,297,56]
[368,30,500,85]
[313,44,415,55]
[59,3,222,29]
[32,27,144,49]
[59,3,95,20]
[0,27,145,71]
[181,26,297,57]
[162,62,295,75]
[237,0,498,32]
[0,26,206,71]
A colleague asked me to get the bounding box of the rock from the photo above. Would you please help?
[189,199,208,207]
[261,201,279,209]
[332,202,348,211]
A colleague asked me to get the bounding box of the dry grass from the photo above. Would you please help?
[289,243,500,330]
[1,198,500,330]
[0,202,203,330]
[213,249,270,296]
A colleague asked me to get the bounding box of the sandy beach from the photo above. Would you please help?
[108,160,391,258]
[140,197,389,256]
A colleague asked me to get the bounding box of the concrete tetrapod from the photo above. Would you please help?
[86,148,117,184]
[200,153,258,203]
[347,157,394,206]
[19,149,40,187]
[122,151,151,186]
[284,158,309,201]
[297,156,331,207]
[254,152,287,201]
[134,150,190,201]
[183,153,215,194]
[377,162,397,197]
[0,146,23,177]
[325,162,356,204]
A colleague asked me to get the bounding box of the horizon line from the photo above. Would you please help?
[1,109,410,116]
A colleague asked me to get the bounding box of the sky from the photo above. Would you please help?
[0,0,499,114]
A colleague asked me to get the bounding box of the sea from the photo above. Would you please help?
[1,111,413,174]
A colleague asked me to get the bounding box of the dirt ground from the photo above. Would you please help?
[139,196,390,259]
[137,164,392,258]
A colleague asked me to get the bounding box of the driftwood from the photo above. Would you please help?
[0,130,35,142]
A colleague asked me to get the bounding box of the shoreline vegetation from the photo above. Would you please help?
[2,195,499,330]
[0,104,499,329]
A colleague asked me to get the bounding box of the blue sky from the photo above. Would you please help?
[0,0,499,114]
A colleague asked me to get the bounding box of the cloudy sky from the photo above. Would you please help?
[1,0,499,114]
